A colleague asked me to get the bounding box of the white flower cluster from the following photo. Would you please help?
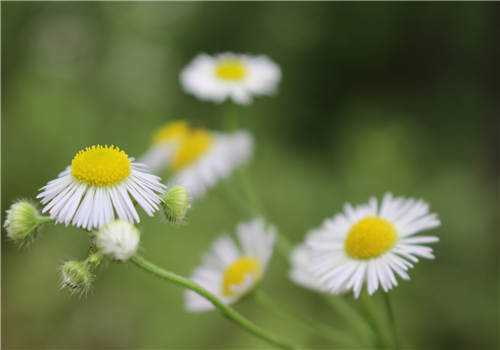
[5,48,443,350]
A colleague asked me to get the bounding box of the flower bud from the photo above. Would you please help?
[60,260,93,296]
[95,220,140,261]
[85,252,103,269]
[4,200,50,245]
[161,185,190,224]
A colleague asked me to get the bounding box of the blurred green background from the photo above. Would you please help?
[2,2,498,349]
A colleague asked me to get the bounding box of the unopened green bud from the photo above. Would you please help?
[3,200,51,245]
[60,260,93,296]
[60,251,104,297]
[161,185,190,224]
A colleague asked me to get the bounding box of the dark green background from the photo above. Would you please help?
[2,2,498,349]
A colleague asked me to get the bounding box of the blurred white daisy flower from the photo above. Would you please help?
[289,245,329,293]
[37,145,165,230]
[185,218,276,312]
[140,122,254,200]
[138,121,189,173]
[95,219,140,261]
[291,193,440,298]
[170,129,253,199]
[180,52,281,105]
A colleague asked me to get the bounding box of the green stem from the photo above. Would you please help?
[325,296,377,346]
[383,293,399,349]
[237,168,262,215]
[24,216,54,242]
[221,178,256,218]
[254,291,357,348]
[233,169,294,256]
[38,215,54,224]
[131,254,299,350]
[360,292,387,348]
[223,104,239,131]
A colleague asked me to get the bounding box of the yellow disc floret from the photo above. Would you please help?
[152,121,190,145]
[345,217,397,260]
[171,129,213,171]
[215,59,247,81]
[71,145,131,187]
[222,257,262,297]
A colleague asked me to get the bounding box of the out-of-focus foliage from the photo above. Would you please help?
[2,3,498,350]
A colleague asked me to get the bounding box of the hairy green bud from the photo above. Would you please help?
[60,260,94,296]
[161,186,190,224]
[4,200,51,246]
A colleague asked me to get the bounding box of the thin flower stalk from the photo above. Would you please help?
[360,292,389,348]
[325,296,377,346]
[383,293,400,350]
[131,254,299,350]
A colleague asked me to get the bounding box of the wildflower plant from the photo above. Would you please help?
[5,143,298,349]
[5,51,442,350]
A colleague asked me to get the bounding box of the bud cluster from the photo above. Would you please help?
[4,185,191,298]
[60,252,103,296]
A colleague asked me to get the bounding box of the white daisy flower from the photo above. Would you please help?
[138,121,189,173]
[37,145,166,230]
[139,123,254,200]
[95,219,140,261]
[289,245,329,293]
[180,52,281,105]
[291,193,441,298]
[170,129,253,199]
[185,218,276,312]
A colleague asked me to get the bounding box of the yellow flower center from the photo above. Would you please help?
[71,145,131,187]
[345,217,397,259]
[222,257,262,297]
[152,121,190,145]
[215,59,247,81]
[171,129,213,171]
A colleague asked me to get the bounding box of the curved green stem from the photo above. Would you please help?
[237,168,262,215]
[383,293,399,349]
[30,215,54,235]
[131,254,299,350]
[221,179,256,217]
